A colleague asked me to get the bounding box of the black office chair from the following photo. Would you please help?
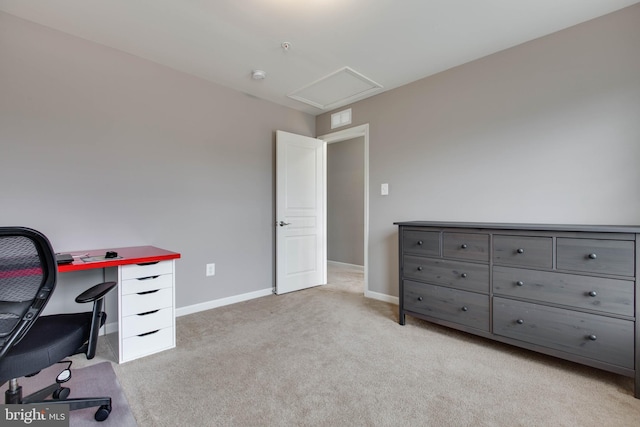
[0,227,117,421]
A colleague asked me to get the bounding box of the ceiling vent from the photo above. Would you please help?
[288,67,383,110]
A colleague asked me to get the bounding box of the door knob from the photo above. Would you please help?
[278,221,291,227]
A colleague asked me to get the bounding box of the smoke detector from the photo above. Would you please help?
[252,70,267,80]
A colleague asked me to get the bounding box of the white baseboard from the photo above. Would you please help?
[328,260,364,270]
[175,287,273,317]
[102,286,396,336]
[102,322,118,336]
[365,289,398,305]
[175,287,397,318]
[101,289,273,335]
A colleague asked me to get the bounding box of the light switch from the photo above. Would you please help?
[381,183,389,196]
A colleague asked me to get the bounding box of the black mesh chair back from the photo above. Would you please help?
[0,226,115,422]
[0,228,56,359]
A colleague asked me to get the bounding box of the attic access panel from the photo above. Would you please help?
[288,67,383,110]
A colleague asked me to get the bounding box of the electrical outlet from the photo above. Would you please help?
[206,263,215,276]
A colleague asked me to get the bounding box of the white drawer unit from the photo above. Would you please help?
[106,259,177,363]
[122,287,173,317]
[121,261,174,281]
[121,274,173,295]
[122,327,175,362]
[122,307,173,338]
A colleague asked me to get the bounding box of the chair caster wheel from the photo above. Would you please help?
[53,387,70,400]
[94,404,111,422]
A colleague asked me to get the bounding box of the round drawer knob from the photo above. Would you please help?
[516,319,524,325]
[461,306,469,312]
[588,291,597,297]
[417,266,423,271]
[588,253,597,260]
[588,334,597,341]
[516,248,525,254]
[461,273,468,278]
[516,281,524,287]
[417,240,423,246]
[461,244,468,249]
[417,296,423,302]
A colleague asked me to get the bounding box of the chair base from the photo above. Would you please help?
[5,379,112,422]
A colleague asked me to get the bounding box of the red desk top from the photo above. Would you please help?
[57,246,181,273]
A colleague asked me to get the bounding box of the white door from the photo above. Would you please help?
[275,130,327,295]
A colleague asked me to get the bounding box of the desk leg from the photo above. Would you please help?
[103,267,121,363]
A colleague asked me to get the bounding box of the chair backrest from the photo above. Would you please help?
[0,227,57,360]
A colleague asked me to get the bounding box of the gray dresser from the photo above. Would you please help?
[396,221,640,398]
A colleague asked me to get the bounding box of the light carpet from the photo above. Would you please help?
[102,263,640,426]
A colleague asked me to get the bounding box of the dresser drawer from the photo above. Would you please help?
[493,297,634,369]
[403,255,489,293]
[122,327,174,362]
[122,287,173,317]
[557,238,635,277]
[443,232,489,262]
[121,273,173,295]
[122,307,174,338]
[403,230,440,257]
[404,280,489,331]
[493,235,552,269]
[493,266,634,317]
[121,260,173,280]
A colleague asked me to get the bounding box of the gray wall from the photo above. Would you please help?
[317,5,640,298]
[0,12,315,311]
[327,137,365,266]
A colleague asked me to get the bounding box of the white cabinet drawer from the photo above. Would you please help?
[122,287,173,316]
[122,327,174,362]
[122,307,173,338]
[121,274,173,295]
[121,260,173,280]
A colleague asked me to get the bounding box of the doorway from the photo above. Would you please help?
[318,124,369,295]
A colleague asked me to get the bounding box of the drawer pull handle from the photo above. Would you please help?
[461,306,468,312]
[461,244,468,249]
[417,266,423,271]
[516,281,524,287]
[138,330,160,337]
[137,261,160,266]
[588,334,597,341]
[138,310,160,316]
[516,248,524,254]
[460,273,468,278]
[588,253,597,260]
[417,296,423,302]
[137,275,159,281]
[588,291,597,297]
[137,289,160,295]
[516,319,524,325]
[417,240,423,246]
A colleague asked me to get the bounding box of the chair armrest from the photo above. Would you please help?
[74,281,116,359]
[75,281,117,304]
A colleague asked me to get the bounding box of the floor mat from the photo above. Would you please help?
[10,361,137,427]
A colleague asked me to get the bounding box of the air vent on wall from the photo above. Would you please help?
[288,67,383,110]
[331,109,352,129]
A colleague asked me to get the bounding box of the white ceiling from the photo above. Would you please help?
[1,0,638,115]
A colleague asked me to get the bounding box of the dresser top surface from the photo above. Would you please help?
[394,221,640,234]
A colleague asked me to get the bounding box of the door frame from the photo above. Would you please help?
[318,123,369,296]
